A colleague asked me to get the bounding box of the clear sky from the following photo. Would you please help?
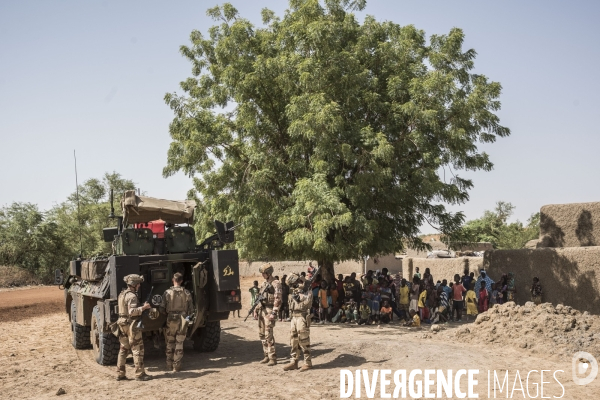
[1,0,599,229]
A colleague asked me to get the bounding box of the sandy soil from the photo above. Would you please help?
[0,286,64,323]
[0,279,598,399]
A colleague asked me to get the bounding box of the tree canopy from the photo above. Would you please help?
[164,0,510,279]
[0,172,135,282]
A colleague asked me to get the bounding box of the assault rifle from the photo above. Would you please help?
[136,286,154,329]
[293,265,321,302]
[244,282,272,322]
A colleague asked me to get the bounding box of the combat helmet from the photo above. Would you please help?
[287,272,304,287]
[259,263,274,275]
[123,274,144,286]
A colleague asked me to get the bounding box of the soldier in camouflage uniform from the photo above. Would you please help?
[254,263,282,366]
[283,273,313,371]
[116,274,153,381]
[160,272,194,372]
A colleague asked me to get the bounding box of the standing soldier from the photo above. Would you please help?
[160,272,194,372]
[254,263,282,366]
[283,273,313,372]
[116,274,152,381]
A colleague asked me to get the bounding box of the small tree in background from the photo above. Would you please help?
[51,172,136,258]
[0,203,70,281]
[164,0,510,280]
[445,201,540,249]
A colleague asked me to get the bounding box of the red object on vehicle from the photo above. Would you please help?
[134,220,166,238]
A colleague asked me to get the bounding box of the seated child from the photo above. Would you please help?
[405,309,421,327]
[331,301,343,323]
[380,300,392,324]
[346,300,359,323]
[358,299,372,325]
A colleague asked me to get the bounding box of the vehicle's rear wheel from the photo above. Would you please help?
[193,321,221,352]
[91,306,120,365]
[71,299,91,349]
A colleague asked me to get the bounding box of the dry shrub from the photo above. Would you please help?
[0,265,43,287]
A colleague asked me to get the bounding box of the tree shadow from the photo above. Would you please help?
[576,210,596,246]
[140,326,342,374]
[540,214,565,247]
[314,353,370,369]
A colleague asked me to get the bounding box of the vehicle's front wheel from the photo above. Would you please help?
[91,306,119,365]
[71,299,91,349]
[192,321,221,352]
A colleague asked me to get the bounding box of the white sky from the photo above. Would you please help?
[1,0,599,229]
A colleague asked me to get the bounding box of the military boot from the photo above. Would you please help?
[282,361,298,371]
[116,376,128,381]
[173,365,181,372]
[166,363,173,371]
[267,358,277,366]
[259,356,270,364]
[135,374,153,381]
[299,363,313,372]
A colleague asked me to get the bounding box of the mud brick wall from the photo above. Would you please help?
[539,202,600,247]
[484,246,600,314]
[239,259,364,278]
[404,257,484,284]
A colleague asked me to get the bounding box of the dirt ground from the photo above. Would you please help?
[0,278,598,399]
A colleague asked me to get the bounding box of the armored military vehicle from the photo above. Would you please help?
[58,190,241,365]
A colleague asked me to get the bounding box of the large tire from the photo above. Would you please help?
[91,306,120,365]
[193,321,221,352]
[71,299,91,349]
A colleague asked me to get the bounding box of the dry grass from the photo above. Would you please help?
[0,265,44,287]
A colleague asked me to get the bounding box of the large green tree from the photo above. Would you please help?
[164,0,510,280]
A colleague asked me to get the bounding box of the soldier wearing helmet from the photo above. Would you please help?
[283,272,313,372]
[115,274,153,381]
[255,263,282,366]
[159,272,194,372]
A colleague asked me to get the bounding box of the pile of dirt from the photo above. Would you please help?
[455,301,600,359]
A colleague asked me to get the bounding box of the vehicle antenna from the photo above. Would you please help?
[74,150,83,258]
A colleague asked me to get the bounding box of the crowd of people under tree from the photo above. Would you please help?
[245,263,543,328]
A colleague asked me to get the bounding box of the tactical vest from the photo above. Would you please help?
[261,280,276,307]
[118,289,138,322]
[289,289,311,314]
[165,287,188,314]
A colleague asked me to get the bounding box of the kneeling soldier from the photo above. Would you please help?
[160,272,193,372]
[283,273,312,372]
[116,274,153,381]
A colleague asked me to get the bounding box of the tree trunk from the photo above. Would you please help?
[319,260,335,283]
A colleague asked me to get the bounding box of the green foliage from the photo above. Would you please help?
[447,201,539,249]
[164,0,509,268]
[0,172,135,282]
[0,203,70,281]
[51,172,135,257]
